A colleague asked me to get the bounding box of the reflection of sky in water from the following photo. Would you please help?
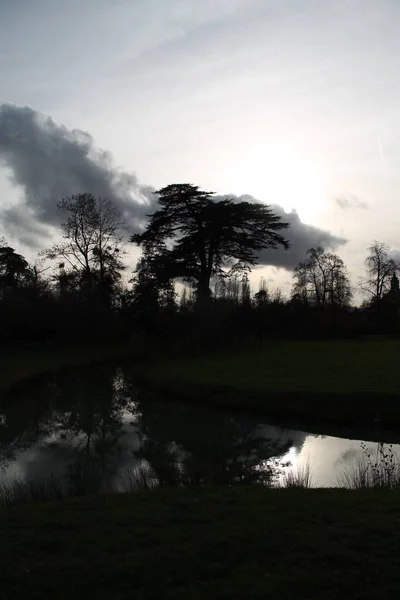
[279,435,400,487]
[1,366,400,490]
[2,424,400,489]
[0,412,143,492]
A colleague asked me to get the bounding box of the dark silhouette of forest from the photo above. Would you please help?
[1,185,399,348]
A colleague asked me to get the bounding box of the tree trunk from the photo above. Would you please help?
[197,272,211,301]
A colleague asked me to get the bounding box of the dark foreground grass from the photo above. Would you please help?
[1,486,400,599]
[139,339,400,429]
[0,343,136,395]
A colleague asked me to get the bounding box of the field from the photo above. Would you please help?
[139,339,400,429]
[1,341,400,598]
[0,343,135,395]
[1,486,400,599]
[2,339,400,430]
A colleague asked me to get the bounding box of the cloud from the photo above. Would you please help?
[391,250,400,264]
[0,104,346,270]
[0,103,156,247]
[334,195,368,210]
[219,194,347,270]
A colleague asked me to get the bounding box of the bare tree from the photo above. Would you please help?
[292,247,352,309]
[45,194,126,296]
[361,241,399,311]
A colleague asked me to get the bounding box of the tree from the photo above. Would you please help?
[45,194,126,301]
[254,277,270,306]
[130,242,176,324]
[131,184,289,299]
[0,240,32,296]
[361,241,399,311]
[292,247,352,309]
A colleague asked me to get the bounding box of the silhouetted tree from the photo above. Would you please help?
[254,277,270,306]
[361,241,399,312]
[131,184,289,300]
[292,247,352,309]
[129,242,177,335]
[0,240,32,297]
[45,193,126,303]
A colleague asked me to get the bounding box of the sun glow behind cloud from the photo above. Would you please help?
[230,141,327,225]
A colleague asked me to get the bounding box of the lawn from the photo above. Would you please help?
[0,343,136,395]
[3,338,400,429]
[139,339,400,428]
[1,486,400,599]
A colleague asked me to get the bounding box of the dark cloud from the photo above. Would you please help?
[391,250,400,264]
[219,194,347,270]
[334,194,368,210]
[0,104,346,269]
[0,103,156,247]
[3,206,52,248]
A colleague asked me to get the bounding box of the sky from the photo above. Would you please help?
[1,0,400,298]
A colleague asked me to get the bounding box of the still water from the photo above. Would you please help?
[0,364,399,495]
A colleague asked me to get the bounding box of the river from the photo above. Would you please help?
[0,363,398,498]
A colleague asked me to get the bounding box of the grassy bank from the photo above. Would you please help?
[1,486,400,599]
[139,339,400,429]
[0,343,137,395]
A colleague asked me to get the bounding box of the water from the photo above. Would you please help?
[0,363,399,497]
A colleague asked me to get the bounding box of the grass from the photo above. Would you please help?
[1,339,400,597]
[337,443,400,490]
[0,465,155,508]
[0,342,137,395]
[0,475,65,508]
[281,460,313,488]
[1,486,400,599]
[3,338,400,430]
[138,339,400,429]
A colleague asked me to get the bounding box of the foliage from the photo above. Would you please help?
[0,183,399,345]
[129,242,177,329]
[131,183,289,298]
[0,240,33,296]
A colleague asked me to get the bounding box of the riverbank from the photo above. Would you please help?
[0,343,137,395]
[138,339,400,430]
[1,486,399,598]
[3,339,400,431]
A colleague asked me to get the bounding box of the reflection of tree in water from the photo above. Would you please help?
[47,366,137,492]
[0,365,307,493]
[134,391,295,487]
[0,384,57,464]
[0,365,139,493]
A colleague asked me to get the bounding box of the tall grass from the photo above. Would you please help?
[337,443,400,489]
[280,460,313,489]
[0,463,158,508]
[0,473,65,508]
[2,442,399,508]
[119,464,157,491]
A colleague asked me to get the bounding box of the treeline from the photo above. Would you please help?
[0,187,399,347]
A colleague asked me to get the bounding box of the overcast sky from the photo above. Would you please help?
[1,0,400,296]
